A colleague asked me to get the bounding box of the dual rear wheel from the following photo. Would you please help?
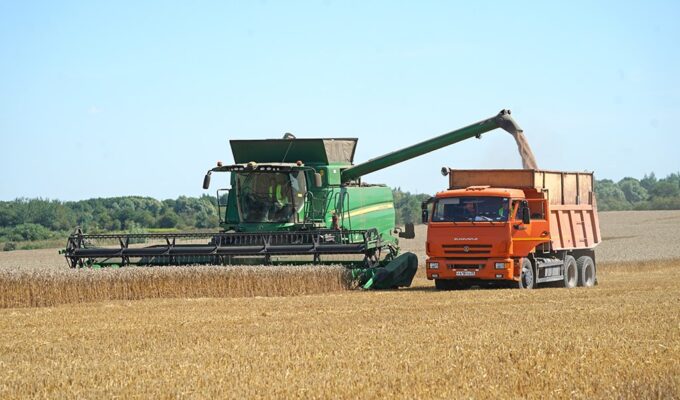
[576,255,596,287]
[563,255,578,288]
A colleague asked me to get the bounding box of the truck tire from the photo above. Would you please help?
[577,256,596,287]
[518,258,535,289]
[563,255,578,288]
[435,279,456,290]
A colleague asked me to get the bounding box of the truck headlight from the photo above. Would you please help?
[495,262,506,269]
[429,262,439,269]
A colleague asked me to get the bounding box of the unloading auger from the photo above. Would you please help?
[64,110,523,286]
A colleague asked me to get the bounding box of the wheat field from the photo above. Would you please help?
[0,266,350,308]
[0,211,679,398]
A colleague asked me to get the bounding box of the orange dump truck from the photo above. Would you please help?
[423,169,601,289]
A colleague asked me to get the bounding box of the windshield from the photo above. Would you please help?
[236,171,307,223]
[432,196,510,222]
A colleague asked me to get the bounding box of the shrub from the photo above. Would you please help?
[7,224,54,242]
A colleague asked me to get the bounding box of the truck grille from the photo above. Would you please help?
[442,244,492,256]
[447,263,484,269]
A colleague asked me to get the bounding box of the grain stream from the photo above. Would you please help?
[511,129,538,169]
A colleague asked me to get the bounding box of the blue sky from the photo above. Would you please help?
[1,1,678,201]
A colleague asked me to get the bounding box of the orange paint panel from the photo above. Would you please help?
[549,208,601,250]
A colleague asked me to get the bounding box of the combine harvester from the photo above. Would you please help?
[64,110,524,288]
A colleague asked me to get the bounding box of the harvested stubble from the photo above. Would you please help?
[0,259,678,399]
[0,265,350,308]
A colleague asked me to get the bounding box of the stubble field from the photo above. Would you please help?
[0,210,679,398]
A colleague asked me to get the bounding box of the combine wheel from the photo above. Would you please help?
[577,256,596,287]
[518,258,535,289]
[563,255,578,288]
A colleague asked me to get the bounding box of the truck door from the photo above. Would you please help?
[510,200,536,257]
[511,199,550,257]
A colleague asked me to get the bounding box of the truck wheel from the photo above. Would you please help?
[435,279,456,290]
[518,258,535,289]
[577,256,596,287]
[563,255,578,288]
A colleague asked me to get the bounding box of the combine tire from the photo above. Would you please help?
[518,258,535,289]
[577,256,596,287]
[563,255,578,288]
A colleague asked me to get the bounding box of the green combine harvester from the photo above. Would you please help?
[64,110,522,287]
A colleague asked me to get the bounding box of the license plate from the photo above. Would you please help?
[456,270,476,277]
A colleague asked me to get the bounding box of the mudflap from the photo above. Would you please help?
[356,252,418,290]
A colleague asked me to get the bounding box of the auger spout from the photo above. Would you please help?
[340,109,522,183]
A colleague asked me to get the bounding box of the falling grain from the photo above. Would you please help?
[510,129,538,169]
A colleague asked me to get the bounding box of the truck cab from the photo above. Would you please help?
[424,186,549,287]
[424,169,601,290]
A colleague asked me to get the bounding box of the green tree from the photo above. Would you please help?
[595,179,630,211]
[392,188,430,225]
[618,178,648,204]
[640,172,657,191]
[158,210,180,228]
[7,223,54,241]
[0,205,19,227]
[650,182,680,198]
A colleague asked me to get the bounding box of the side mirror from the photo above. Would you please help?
[521,205,530,224]
[421,196,433,224]
[421,210,429,224]
[314,173,323,188]
[398,222,415,239]
[202,173,211,190]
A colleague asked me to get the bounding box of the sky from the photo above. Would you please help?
[1,1,678,201]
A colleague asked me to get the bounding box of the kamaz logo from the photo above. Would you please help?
[454,238,478,241]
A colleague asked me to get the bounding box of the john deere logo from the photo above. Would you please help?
[463,246,470,253]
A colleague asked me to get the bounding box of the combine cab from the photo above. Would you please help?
[64,110,524,281]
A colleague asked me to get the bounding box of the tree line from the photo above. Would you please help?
[0,196,220,245]
[595,172,680,211]
[1,173,678,247]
